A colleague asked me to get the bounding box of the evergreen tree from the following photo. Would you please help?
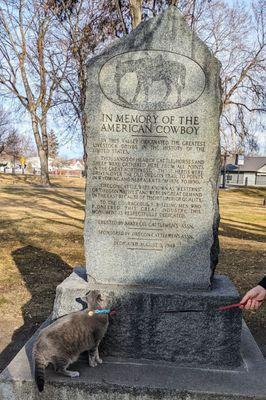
[48,130,59,158]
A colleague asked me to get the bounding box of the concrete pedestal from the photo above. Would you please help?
[52,268,242,367]
[0,319,265,400]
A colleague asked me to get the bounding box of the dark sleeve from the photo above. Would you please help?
[258,277,266,289]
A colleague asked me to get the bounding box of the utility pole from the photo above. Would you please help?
[222,153,227,189]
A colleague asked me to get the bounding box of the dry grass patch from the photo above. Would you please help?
[0,178,265,371]
[218,187,266,341]
[0,176,85,370]
[0,173,85,189]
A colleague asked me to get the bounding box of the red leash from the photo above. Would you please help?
[218,302,246,311]
[218,299,262,311]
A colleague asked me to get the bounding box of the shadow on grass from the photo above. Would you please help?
[228,187,266,198]
[1,186,85,209]
[219,221,266,242]
[222,218,266,233]
[0,245,72,373]
[0,186,85,230]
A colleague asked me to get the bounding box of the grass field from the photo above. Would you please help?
[0,174,265,371]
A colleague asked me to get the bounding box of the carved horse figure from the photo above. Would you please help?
[114,54,186,106]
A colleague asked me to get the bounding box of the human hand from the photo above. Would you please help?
[240,285,266,310]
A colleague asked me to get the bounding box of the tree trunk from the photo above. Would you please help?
[31,114,51,186]
[81,110,88,177]
[169,0,179,5]
[41,115,49,159]
[222,154,227,189]
[38,147,50,186]
[130,0,142,29]
[12,155,16,175]
[78,62,88,177]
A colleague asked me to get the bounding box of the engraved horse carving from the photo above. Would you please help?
[114,54,186,106]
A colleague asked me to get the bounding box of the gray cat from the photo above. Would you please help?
[33,290,109,392]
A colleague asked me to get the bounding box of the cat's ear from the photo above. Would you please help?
[85,290,102,307]
[96,293,102,302]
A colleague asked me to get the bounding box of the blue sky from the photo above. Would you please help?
[11,110,84,159]
[58,140,84,159]
[258,135,266,155]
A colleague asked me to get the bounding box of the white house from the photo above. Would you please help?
[221,156,266,186]
[49,158,84,176]
[27,157,54,173]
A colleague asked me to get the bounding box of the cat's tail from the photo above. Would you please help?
[34,356,46,392]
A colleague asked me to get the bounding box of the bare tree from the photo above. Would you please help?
[192,0,265,154]
[1,130,35,173]
[123,0,266,153]
[0,0,70,185]
[45,0,265,160]
[0,107,10,154]
[47,0,122,170]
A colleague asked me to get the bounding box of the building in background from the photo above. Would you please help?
[0,153,27,173]
[0,156,84,177]
[26,157,54,174]
[50,158,84,177]
[221,156,266,186]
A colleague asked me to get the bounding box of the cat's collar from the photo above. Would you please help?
[87,309,111,316]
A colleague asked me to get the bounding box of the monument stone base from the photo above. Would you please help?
[52,268,242,368]
[0,319,265,400]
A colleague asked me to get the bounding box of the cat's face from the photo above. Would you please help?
[85,290,108,310]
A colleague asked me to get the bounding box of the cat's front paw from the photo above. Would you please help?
[89,357,97,368]
[96,357,103,364]
[69,371,80,378]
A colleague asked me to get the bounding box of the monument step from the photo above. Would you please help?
[0,319,265,400]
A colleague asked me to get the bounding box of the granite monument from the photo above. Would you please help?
[85,45,220,290]
[1,7,266,400]
[81,6,241,366]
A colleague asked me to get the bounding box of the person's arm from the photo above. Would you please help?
[258,277,266,290]
[240,277,266,310]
